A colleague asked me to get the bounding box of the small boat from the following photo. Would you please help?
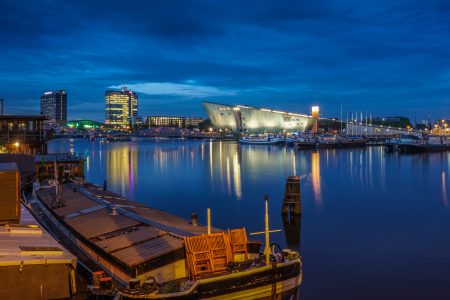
[108,135,131,141]
[338,136,366,147]
[316,134,339,147]
[391,134,450,153]
[239,135,285,145]
[294,136,317,149]
[285,135,300,146]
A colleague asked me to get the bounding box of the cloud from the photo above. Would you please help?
[108,82,235,97]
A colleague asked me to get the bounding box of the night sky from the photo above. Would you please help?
[1,0,449,122]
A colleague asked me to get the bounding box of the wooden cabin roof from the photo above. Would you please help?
[36,182,218,275]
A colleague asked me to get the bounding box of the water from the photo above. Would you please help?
[48,139,450,300]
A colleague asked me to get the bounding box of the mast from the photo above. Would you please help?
[351,111,353,136]
[346,112,348,136]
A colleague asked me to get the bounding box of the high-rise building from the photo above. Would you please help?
[105,87,138,128]
[40,90,67,126]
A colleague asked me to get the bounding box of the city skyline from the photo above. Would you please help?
[1,1,449,122]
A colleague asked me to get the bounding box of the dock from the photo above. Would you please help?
[0,204,77,299]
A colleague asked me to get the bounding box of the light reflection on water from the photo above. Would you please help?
[48,139,450,300]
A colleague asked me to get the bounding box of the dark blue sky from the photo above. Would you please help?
[0,0,449,122]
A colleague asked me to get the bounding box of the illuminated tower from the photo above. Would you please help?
[105,87,138,128]
[40,90,67,126]
[311,106,319,134]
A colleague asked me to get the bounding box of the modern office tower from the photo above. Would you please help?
[105,87,138,128]
[146,116,203,128]
[40,90,67,126]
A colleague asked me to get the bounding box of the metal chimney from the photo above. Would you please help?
[0,99,3,115]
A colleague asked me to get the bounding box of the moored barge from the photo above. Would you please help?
[30,179,302,299]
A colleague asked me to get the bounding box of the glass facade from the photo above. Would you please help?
[203,101,316,134]
[105,87,138,128]
[146,116,203,128]
[40,90,67,125]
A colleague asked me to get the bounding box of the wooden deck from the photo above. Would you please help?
[36,182,221,277]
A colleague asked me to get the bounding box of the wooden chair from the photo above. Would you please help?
[184,235,213,280]
[206,232,233,273]
[228,228,248,261]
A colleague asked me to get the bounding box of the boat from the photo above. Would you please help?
[107,134,131,141]
[239,135,285,145]
[316,134,339,147]
[28,157,302,299]
[285,134,299,146]
[294,135,317,149]
[338,136,366,147]
[390,134,450,153]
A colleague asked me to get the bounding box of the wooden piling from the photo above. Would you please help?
[281,176,302,215]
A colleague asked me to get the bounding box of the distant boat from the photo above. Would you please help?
[316,134,339,147]
[385,134,450,153]
[285,134,300,146]
[338,136,366,147]
[239,135,285,145]
[294,136,317,149]
[399,135,449,153]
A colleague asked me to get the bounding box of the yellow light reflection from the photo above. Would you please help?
[311,151,322,205]
[442,171,448,207]
[106,147,138,197]
[226,156,231,195]
[233,150,242,199]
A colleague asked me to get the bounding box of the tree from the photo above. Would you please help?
[198,119,213,132]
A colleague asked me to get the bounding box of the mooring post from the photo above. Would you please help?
[281,176,302,215]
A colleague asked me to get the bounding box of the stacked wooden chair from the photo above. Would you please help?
[184,228,249,280]
[206,232,233,273]
[184,235,213,280]
[228,227,248,261]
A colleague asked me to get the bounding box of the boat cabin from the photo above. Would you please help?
[35,153,84,179]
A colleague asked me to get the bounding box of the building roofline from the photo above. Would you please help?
[202,101,312,119]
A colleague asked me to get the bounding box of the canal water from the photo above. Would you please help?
[48,139,450,300]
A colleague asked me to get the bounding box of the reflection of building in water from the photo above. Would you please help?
[442,171,448,207]
[311,151,322,205]
[233,150,241,199]
[282,214,302,251]
[208,142,242,199]
[106,147,138,197]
